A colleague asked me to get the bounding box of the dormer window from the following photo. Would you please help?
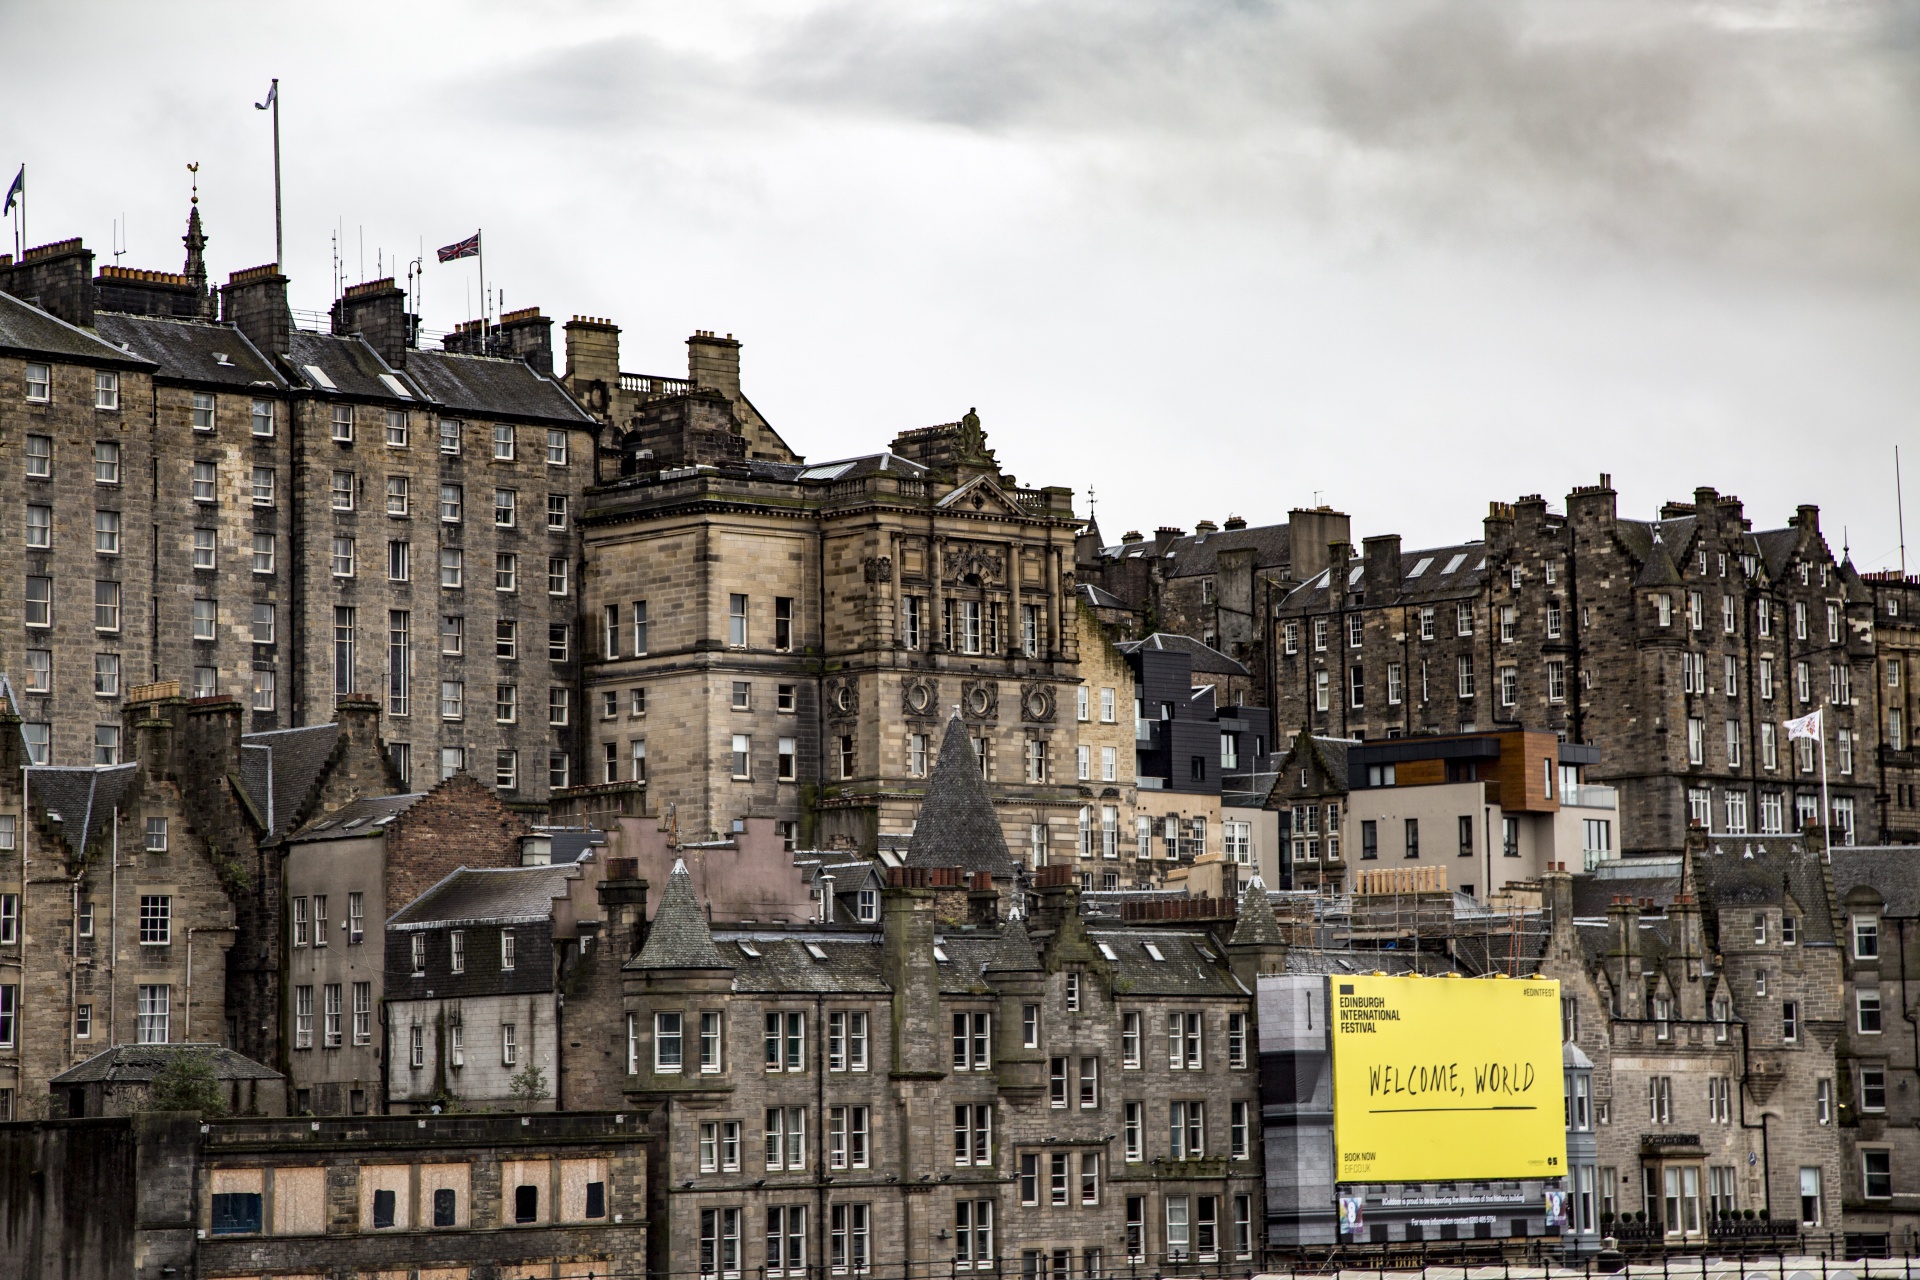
[855,888,877,922]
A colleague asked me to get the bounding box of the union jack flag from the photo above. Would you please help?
[436,231,479,263]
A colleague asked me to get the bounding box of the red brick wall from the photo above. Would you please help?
[383,773,532,912]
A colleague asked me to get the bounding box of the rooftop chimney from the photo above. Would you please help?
[220,264,290,358]
[332,278,410,367]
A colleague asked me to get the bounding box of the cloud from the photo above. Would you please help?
[713,0,1920,276]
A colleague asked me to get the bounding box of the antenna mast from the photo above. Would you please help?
[1898,445,1908,577]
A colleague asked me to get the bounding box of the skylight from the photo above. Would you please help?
[1143,943,1166,962]
[1442,553,1468,575]
[1097,943,1118,960]
[1408,557,1433,578]
[303,364,336,389]
[377,373,412,399]
[738,941,762,958]
[1348,565,1364,585]
[804,943,829,961]
[933,944,951,963]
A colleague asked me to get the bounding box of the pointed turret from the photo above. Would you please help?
[906,713,1017,879]
[1227,875,1287,985]
[985,917,1043,973]
[632,859,729,970]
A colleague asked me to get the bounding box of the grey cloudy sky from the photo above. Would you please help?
[7,0,1918,564]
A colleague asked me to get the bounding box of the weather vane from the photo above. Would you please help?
[188,161,199,204]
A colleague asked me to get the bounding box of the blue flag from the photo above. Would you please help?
[3,165,21,216]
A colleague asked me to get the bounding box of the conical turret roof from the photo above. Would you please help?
[906,714,1017,878]
[985,917,1043,972]
[1228,876,1285,948]
[632,859,730,970]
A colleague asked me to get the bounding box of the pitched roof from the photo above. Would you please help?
[631,859,730,970]
[237,724,340,840]
[52,1042,283,1085]
[92,312,285,389]
[288,792,425,843]
[984,918,1043,972]
[1229,878,1285,948]
[719,933,888,993]
[1159,521,1291,579]
[1695,834,1835,945]
[1116,632,1248,677]
[1086,928,1246,996]
[402,348,593,424]
[285,330,419,401]
[28,764,139,858]
[0,290,150,366]
[389,863,580,929]
[905,716,1018,877]
[1828,846,1920,917]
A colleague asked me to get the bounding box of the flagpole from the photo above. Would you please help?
[1819,712,1832,849]
[270,79,282,268]
[477,227,486,350]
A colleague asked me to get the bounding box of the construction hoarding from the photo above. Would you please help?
[1330,974,1566,1183]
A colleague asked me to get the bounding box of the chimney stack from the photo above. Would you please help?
[332,278,411,367]
[496,307,554,375]
[221,264,291,358]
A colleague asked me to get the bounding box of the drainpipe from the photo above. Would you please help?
[185,927,204,1042]
[109,809,117,1044]
[1735,1017,1773,1221]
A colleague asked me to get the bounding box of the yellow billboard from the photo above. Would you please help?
[1331,974,1566,1183]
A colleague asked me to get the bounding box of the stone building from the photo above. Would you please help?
[0,1109,648,1280]
[1271,480,1882,855]
[49,1041,284,1119]
[1541,835,1846,1243]
[386,852,612,1113]
[1826,846,1920,1252]
[563,318,1090,855]
[1862,571,1920,844]
[1077,508,1352,689]
[561,714,1265,1274]
[1,215,599,805]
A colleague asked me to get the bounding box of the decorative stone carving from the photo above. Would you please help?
[901,676,940,719]
[825,676,859,722]
[960,679,998,721]
[945,545,1002,586]
[1019,683,1056,724]
[863,556,894,583]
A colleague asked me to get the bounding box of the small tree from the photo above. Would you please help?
[507,1062,549,1107]
[147,1052,229,1116]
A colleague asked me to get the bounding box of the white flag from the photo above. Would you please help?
[1782,710,1822,741]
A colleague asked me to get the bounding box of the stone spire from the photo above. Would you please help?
[181,183,213,319]
[632,858,730,970]
[905,712,1017,878]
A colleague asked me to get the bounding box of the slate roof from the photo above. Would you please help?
[52,1042,282,1085]
[28,764,139,858]
[905,715,1018,878]
[1570,872,1682,919]
[1087,929,1245,996]
[285,331,418,401]
[403,348,593,424]
[1159,521,1291,579]
[288,793,425,843]
[1615,517,1697,567]
[719,933,889,993]
[1695,835,1836,945]
[793,452,929,484]
[1828,847,1920,917]
[1077,582,1132,610]
[92,313,284,389]
[1278,541,1490,614]
[984,918,1043,972]
[237,723,339,840]
[542,828,605,865]
[1229,878,1285,948]
[0,290,151,366]
[631,860,730,970]
[389,863,580,930]
[1752,527,1803,581]
[1116,632,1248,677]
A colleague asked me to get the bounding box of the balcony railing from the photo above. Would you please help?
[1562,783,1618,809]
